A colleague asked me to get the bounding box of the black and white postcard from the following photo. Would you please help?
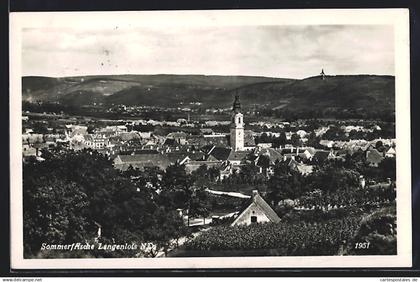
[9,9,412,269]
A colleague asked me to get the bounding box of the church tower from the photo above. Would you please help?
[230,95,244,151]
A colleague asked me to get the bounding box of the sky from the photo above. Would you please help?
[22,25,394,79]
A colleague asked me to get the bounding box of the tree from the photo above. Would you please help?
[143,207,190,257]
[311,164,360,193]
[378,157,396,181]
[306,131,321,148]
[23,177,90,257]
[23,149,175,258]
[266,162,300,204]
[273,132,287,148]
[239,162,260,182]
[290,134,302,147]
[323,126,348,141]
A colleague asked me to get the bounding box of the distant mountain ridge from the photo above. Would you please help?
[22,74,394,113]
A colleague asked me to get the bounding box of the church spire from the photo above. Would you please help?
[232,94,242,113]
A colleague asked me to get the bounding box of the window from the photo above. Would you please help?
[251,216,257,223]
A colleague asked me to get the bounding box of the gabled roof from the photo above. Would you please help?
[232,191,281,226]
[304,147,316,156]
[208,147,232,161]
[258,148,283,164]
[288,158,299,168]
[366,148,384,164]
[166,151,190,164]
[296,163,314,175]
[386,147,396,155]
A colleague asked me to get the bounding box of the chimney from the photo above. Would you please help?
[252,190,259,199]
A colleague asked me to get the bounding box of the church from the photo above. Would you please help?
[230,95,245,151]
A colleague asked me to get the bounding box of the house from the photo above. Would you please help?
[22,144,39,157]
[84,134,106,150]
[319,140,334,148]
[385,147,396,158]
[314,126,329,137]
[219,161,234,180]
[295,163,314,175]
[256,143,272,149]
[255,148,283,172]
[366,148,385,167]
[227,150,249,166]
[167,132,187,145]
[296,130,308,138]
[231,190,281,226]
[113,153,171,171]
[120,132,141,141]
[312,150,330,163]
[184,160,223,174]
[200,128,214,135]
[297,149,313,160]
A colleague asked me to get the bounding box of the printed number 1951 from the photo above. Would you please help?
[355,242,370,249]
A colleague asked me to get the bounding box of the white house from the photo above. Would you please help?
[231,190,281,226]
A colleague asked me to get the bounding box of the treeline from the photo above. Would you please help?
[258,108,395,122]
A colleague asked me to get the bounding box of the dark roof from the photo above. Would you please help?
[228,150,249,162]
[135,149,159,154]
[208,147,232,161]
[114,154,171,171]
[313,150,330,162]
[258,148,283,164]
[200,145,215,154]
[366,149,384,164]
[166,151,189,164]
[185,161,223,173]
[163,138,179,146]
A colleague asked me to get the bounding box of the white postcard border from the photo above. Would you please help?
[10,8,412,269]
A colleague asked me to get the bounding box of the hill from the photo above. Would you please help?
[21,74,394,114]
[22,74,289,106]
[234,75,395,112]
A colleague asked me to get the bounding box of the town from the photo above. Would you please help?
[22,87,397,258]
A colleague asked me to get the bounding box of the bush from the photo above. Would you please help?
[346,206,397,255]
[185,216,363,256]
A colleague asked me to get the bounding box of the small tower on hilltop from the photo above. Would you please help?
[230,95,244,151]
[320,69,326,80]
